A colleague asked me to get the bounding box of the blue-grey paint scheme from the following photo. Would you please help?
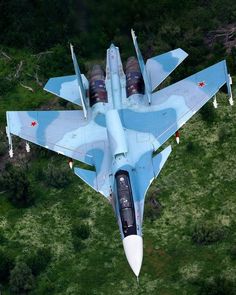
[5,30,233,277]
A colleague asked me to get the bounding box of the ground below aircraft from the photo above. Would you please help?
[6,29,233,278]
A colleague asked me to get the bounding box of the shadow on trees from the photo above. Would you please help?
[0,163,35,207]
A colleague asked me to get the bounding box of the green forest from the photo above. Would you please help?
[0,0,236,294]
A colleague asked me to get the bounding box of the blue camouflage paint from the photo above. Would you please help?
[94,113,106,126]
[152,52,179,74]
[86,148,104,173]
[119,108,178,139]
[44,75,76,94]
[28,111,59,146]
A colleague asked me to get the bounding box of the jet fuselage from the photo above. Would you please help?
[104,44,144,276]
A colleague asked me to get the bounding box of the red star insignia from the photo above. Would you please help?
[31,121,37,127]
[198,81,206,88]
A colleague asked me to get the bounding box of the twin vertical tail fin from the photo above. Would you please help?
[131,29,152,104]
[131,29,188,103]
[44,45,88,118]
[70,44,88,118]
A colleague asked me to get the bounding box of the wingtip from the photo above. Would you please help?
[179,48,189,57]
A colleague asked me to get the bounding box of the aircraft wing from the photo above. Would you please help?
[120,60,231,149]
[6,110,111,197]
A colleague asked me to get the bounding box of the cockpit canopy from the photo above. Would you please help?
[116,171,137,237]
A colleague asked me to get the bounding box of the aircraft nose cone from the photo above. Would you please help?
[123,235,143,277]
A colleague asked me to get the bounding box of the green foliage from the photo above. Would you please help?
[0,1,236,294]
[198,277,236,295]
[185,141,202,155]
[33,145,55,159]
[191,224,226,245]
[0,0,235,76]
[0,132,7,156]
[0,249,14,283]
[0,78,16,96]
[0,0,78,50]
[144,188,162,222]
[77,208,90,219]
[0,164,35,207]
[43,161,72,188]
[25,248,52,276]
[38,44,74,78]
[0,232,7,244]
[9,261,34,294]
[218,126,231,143]
[229,245,236,260]
[200,102,217,124]
[72,222,90,251]
[0,141,7,157]
[73,223,90,240]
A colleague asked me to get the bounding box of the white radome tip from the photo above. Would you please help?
[123,235,143,277]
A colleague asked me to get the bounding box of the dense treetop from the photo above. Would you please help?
[0,0,236,76]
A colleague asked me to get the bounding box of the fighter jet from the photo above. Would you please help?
[6,29,233,278]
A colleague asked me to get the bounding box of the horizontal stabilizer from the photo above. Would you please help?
[146,48,188,92]
[74,167,98,191]
[44,74,88,106]
[152,145,172,178]
[131,29,152,103]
